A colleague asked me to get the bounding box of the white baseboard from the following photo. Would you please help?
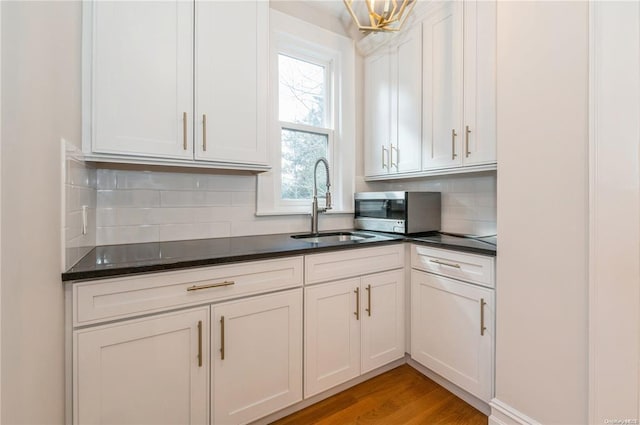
[489,399,541,425]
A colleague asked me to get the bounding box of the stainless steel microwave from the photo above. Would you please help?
[354,191,441,234]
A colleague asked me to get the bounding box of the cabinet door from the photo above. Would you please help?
[393,26,423,174]
[212,289,302,425]
[361,270,405,373]
[364,52,392,177]
[194,1,268,165]
[305,279,361,397]
[463,0,497,165]
[89,1,194,159]
[411,270,494,402]
[422,2,464,170]
[74,307,209,425]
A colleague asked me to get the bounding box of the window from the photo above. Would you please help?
[257,9,355,215]
[278,54,331,201]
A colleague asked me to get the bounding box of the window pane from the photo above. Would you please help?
[278,54,326,127]
[281,129,328,200]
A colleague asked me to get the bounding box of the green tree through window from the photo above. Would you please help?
[278,54,330,200]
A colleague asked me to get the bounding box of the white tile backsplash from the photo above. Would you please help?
[92,169,496,246]
[63,142,97,269]
[95,169,353,245]
[357,171,497,236]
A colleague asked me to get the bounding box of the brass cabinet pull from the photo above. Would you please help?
[390,144,398,170]
[451,129,458,160]
[465,125,471,157]
[365,284,372,317]
[381,145,388,169]
[354,287,360,320]
[183,112,188,150]
[220,316,225,360]
[202,114,207,151]
[480,298,487,336]
[429,259,461,269]
[186,281,235,292]
[197,320,203,367]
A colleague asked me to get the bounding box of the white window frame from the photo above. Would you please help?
[257,9,355,216]
[277,49,334,208]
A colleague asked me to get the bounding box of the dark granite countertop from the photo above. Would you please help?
[62,230,496,282]
[409,232,497,257]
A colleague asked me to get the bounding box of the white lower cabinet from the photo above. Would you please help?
[305,269,405,397]
[71,244,496,423]
[74,307,210,425]
[411,269,494,402]
[212,289,303,425]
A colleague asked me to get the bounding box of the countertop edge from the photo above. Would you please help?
[61,238,407,283]
[62,235,496,283]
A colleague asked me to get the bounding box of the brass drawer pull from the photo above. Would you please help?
[382,145,388,169]
[465,125,471,157]
[429,259,461,269]
[451,129,458,160]
[354,287,360,320]
[480,298,487,336]
[220,316,225,360]
[365,284,372,317]
[202,114,207,151]
[390,144,398,169]
[197,320,203,367]
[186,281,235,292]
[183,112,188,150]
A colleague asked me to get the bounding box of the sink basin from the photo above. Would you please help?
[291,232,375,244]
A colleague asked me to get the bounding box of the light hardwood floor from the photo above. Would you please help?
[272,365,488,425]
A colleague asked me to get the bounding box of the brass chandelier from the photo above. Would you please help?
[343,0,417,33]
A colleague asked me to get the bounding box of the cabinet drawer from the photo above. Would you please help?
[305,244,404,285]
[411,245,494,288]
[73,256,303,326]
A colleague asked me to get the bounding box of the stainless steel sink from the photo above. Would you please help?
[291,232,375,244]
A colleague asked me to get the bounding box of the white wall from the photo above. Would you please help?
[494,2,588,424]
[64,143,96,269]
[589,2,640,422]
[1,1,81,423]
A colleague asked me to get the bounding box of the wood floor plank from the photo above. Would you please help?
[271,365,488,425]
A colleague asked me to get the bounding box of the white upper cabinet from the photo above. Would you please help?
[364,52,391,177]
[364,25,422,178]
[83,1,269,170]
[363,0,497,179]
[423,0,497,171]
[88,1,194,160]
[394,26,423,174]
[462,0,497,166]
[194,1,268,165]
[422,1,464,170]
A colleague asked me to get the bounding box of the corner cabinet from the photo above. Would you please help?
[410,245,495,402]
[82,0,269,171]
[363,0,496,180]
[364,26,422,178]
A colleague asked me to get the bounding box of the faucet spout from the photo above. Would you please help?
[311,157,332,234]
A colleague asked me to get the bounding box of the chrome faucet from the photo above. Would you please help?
[311,157,332,234]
